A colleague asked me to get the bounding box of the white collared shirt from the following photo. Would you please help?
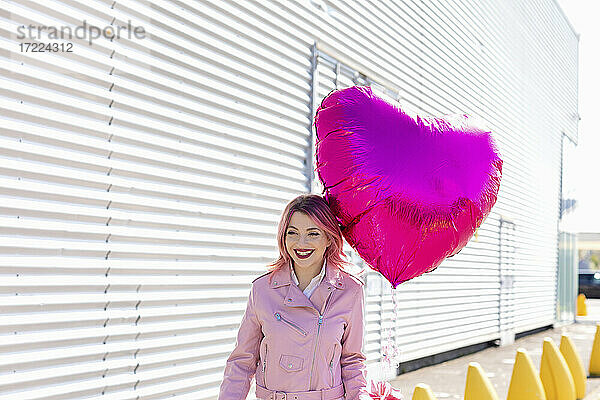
[291,259,326,298]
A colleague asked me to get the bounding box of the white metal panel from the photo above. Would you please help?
[1,0,313,398]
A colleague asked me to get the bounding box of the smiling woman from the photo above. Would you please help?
[218,194,373,400]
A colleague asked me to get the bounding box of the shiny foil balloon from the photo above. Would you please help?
[314,86,503,288]
[362,380,403,400]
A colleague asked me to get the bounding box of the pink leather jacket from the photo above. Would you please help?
[218,261,370,400]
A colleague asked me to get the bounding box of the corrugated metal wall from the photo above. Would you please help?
[1,0,312,398]
[0,0,577,398]
[309,0,577,377]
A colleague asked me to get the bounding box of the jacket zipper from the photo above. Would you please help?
[308,290,334,389]
[262,343,267,388]
[274,312,307,336]
[308,315,323,389]
[329,345,335,387]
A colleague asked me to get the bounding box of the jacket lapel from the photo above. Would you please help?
[309,262,344,314]
[285,281,316,310]
[269,261,314,309]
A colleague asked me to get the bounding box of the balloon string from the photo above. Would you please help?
[381,284,400,373]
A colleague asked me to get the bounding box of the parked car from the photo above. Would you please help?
[579,270,600,298]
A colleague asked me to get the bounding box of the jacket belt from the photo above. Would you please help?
[255,383,345,400]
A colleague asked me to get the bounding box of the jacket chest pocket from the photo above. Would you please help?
[274,312,307,336]
[279,354,303,372]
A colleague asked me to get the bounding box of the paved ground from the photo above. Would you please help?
[389,299,600,399]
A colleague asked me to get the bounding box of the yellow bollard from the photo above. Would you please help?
[577,294,587,316]
[464,362,500,400]
[589,324,600,377]
[507,348,547,400]
[560,335,586,399]
[540,337,576,400]
[412,383,437,400]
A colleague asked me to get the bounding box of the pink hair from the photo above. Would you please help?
[266,194,366,279]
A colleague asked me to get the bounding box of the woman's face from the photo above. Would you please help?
[285,211,331,271]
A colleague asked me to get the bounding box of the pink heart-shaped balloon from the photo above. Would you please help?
[314,86,503,288]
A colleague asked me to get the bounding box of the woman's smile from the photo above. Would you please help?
[294,248,315,259]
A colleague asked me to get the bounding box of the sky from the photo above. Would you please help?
[556,0,600,233]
